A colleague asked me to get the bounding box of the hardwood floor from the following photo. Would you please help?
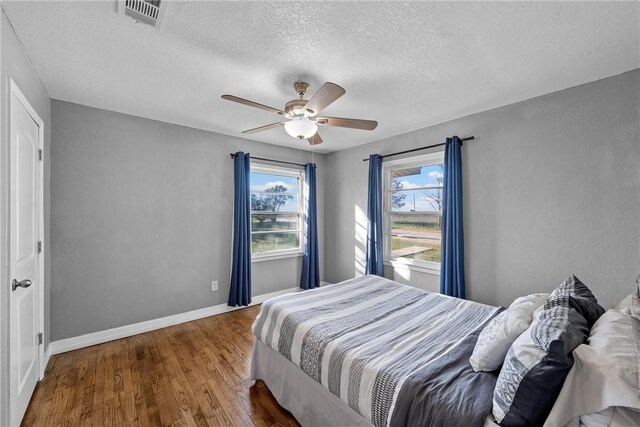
[22,305,300,427]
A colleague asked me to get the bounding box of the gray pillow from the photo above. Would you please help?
[550,275,605,328]
[492,288,590,426]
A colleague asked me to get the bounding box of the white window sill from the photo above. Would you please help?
[384,259,440,276]
[252,251,303,263]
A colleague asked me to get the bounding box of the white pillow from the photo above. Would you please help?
[509,292,550,312]
[612,293,639,317]
[469,292,548,372]
[545,308,640,426]
[580,407,640,427]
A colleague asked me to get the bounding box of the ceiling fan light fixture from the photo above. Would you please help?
[284,117,318,139]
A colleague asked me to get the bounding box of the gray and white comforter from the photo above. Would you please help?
[252,275,503,427]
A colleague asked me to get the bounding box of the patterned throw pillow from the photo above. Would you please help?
[550,275,605,328]
[492,285,590,427]
[469,293,548,372]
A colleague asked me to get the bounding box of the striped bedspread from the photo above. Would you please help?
[252,275,502,427]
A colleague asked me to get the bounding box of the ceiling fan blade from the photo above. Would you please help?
[304,82,345,116]
[307,132,323,146]
[315,116,378,131]
[222,95,285,115]
[242,122,286,134]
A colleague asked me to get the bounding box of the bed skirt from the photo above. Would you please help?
[249,339,373,427]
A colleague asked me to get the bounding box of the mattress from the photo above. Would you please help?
[252,275,503,427]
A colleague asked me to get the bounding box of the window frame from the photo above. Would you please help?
[382,151,445,273]
[250,162,304,260]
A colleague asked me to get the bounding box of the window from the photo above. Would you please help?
[250,164,303,257]
[383,152,445,270]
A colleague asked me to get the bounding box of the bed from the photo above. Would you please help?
[250,275,504,427]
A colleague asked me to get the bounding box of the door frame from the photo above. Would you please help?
[8,78,45,383]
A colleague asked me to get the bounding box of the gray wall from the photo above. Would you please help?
[324,70,640,310]
[41,61,640,340]
[0,8,51,425]
[50,101,325,341]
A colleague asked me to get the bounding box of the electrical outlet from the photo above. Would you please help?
[211,281,218,291]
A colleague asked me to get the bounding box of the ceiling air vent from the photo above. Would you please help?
[118,0,165,29]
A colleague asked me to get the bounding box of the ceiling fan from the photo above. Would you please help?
[221,81,378,145]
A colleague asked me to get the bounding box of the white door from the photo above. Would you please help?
[9,84,42,426]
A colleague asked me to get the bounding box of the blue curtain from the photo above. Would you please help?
[229,151,252,306]
[440,136,466,299]
[301,163,320,289]
[366,154,384,276]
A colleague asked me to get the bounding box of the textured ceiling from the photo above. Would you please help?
[3,1,639,153]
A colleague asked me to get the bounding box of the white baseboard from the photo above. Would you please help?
[48,287,299,357]
[42,345,52,378]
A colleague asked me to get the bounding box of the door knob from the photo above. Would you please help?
[12,279,32,291]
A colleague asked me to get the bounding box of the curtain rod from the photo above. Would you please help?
[362,136,475,162]
[229,153,305,168]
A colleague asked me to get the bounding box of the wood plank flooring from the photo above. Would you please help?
[22,305,300,427]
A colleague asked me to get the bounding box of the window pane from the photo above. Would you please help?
[390,189,443,212]
[390,163,444,212]
[391,164,444,186]
[390,236,441,263]
[250,172,298,193]
[250,171,299,212]
[252,214,298,232]
[391,213,441,234]
[251,192,299,212]
[252,232,300,253]
[250,169,302,255]
[386,161,444,264]
[390,213,441,263]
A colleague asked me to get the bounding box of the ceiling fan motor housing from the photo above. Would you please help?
[291,81,318,116]
[285,99,309,117]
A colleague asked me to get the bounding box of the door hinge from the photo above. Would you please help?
[38,149,43,161]
[37,240,43,253]
[38,332,43,345]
